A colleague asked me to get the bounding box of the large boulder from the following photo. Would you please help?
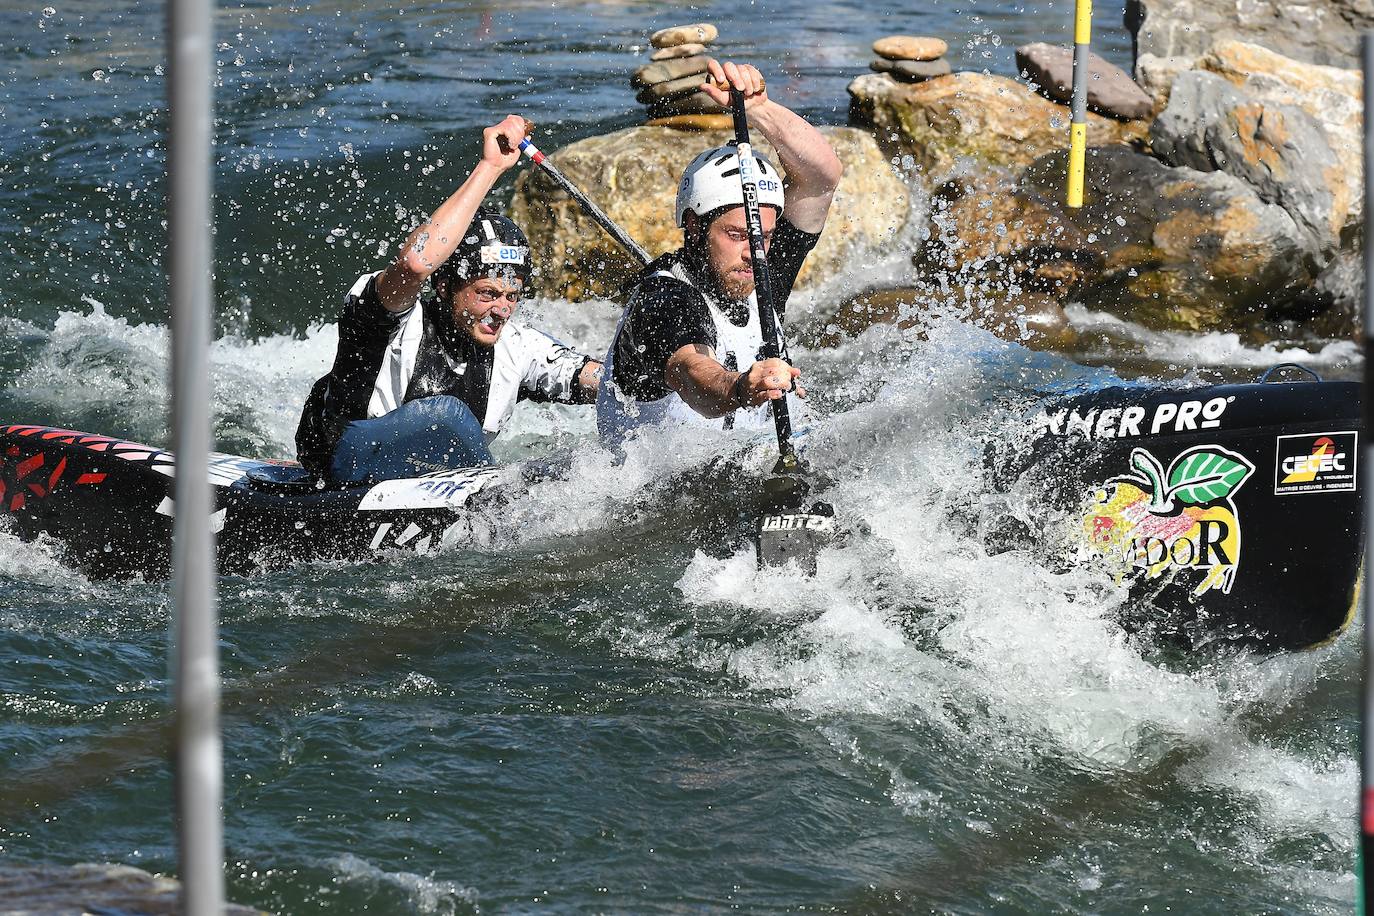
[1124,0,1374,70]
[509,126,910,301]
[1015,42,1154,120]
[846,72,1147,178]
[920,146,1312,332]
[1197,41,1363,228]
[1150,70,1346,262]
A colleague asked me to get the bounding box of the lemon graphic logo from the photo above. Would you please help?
[1084,445,1254,596]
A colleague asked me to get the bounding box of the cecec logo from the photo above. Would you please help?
[1083,445,1254,596]
[1281,437,1344,480]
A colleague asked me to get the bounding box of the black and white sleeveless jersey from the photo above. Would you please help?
[296,271,593,472]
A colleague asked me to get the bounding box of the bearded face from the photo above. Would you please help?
[691,206,777,302]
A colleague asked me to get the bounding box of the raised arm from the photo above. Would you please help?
[701,60,843,235]
[373,114,527,313]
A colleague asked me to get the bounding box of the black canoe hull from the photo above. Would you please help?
[997,379,1361,651]
[1,376,1362,651]
[0,425,507,578]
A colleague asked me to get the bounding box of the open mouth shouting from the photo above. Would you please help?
[455,277,522,346]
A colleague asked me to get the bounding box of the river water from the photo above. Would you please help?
[0,1,1362,913]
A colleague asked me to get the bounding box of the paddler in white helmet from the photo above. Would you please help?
[597,59,842,446]
[296,114,603,482]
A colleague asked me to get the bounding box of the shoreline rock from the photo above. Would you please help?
[1150,69,1345,263]
[510,126,911,301]
[870,57,952,83]
[1015,42,1153,120]
[651,23,718,48]
[920,146,1313,333]
[1125,0,1373,70]
[847,71,1148,177]
[873,36,948,62]
[0,863,267,915]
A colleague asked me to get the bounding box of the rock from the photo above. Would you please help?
[1150,70,1345,262]
[636,73,709,102]
[1198,40,1363,227]
[870,57,952,82]
[1015,42,1153,120]
[0,863,267,915]
[645,113,735,131]
[651,23,718,48]
[646,90,727,117]
[805,285,1078,351]
[1298,243,1362,338]
[873,35,948,61]
[921,146,1312,332]
[650,43,706,61]
[847,71,1148,177]
[1124,0,1373,69]
[632,55,710,88]
[510,126,911,301]
[1134,52,1188,111]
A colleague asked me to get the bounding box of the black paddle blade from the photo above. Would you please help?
[755,472,837,574]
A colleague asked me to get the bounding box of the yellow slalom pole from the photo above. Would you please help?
[1066,0,1092,207]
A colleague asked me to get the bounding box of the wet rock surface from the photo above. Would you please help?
[1150,70,1345,261]
[870,57,953,82]
[650,23,718,47]
[1196,41,1363,228]
[649,42,706,61]
[1015,42,1153,120]
[633,55,710,87]
[0,863,267,915]
[1124,0,1374,69]
[920,147,1312,332]
[510,126,910,300]
[872,35,949,61]
[802,285,1079,352]
[847,72,1147,177]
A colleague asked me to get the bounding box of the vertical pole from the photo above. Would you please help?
[1362,30,1374,916]
[1066,0,1092,208]
[167,0,223,912]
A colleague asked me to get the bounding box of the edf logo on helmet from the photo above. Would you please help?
[479,244,528,265]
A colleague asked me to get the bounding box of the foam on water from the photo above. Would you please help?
[649,316,1357,903]
[328,853,479,915]
[9,300,335,457]
[0,245,1360,913]
[1065,304,1362,371]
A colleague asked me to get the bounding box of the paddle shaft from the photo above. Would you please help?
[516,137,651,266]
[728,89,799,467]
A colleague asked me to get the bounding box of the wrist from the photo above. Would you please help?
[729,369,751,409]
[472,159,505,182]
[748,99,787,132]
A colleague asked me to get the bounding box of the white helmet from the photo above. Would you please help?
[674,143,786,228]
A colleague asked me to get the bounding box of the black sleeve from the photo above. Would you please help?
[765,217,821,320]
[611,278,715,401]
[295,274,406,471]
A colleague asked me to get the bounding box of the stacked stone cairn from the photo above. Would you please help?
[633,23,732,129]
[868,35,952,83]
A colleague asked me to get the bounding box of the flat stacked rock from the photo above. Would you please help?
[868,35,952,83]
[633,23,732,130]
[1015,42,1153,121]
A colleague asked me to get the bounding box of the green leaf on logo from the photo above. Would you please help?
[1165,448,1254,505]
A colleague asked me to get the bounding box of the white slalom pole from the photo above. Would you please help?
[167,0,223,911]
[1361,29,1373,916]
